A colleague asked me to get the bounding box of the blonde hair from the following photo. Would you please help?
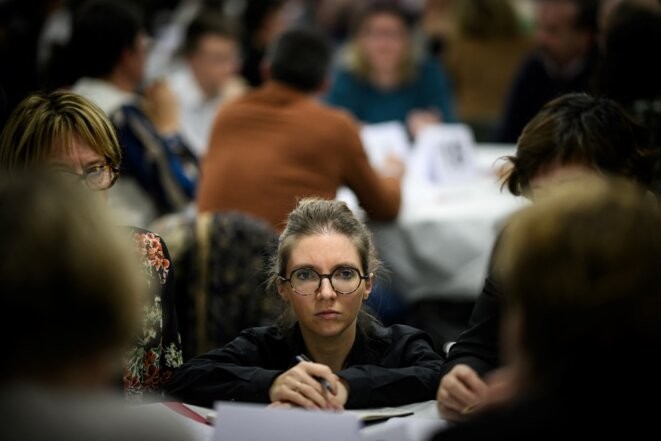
[0,90,121,171]
[344,3,419,84]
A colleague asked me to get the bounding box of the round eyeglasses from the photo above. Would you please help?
[56,164,119,191]
[279,267,370,296]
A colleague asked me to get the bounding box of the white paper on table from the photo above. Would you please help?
[360,417,447,441]
[212,401,362,441]
[347,407,414,422]
[359,121,411,169]
[409,123,478,185]
[338,121,410,216]
[335,186,366,221]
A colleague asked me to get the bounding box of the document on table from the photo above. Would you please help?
[175,400,444,441]
[347,407,415,423]
[359,121,411,170]
[360,417,447,441]
[186,403,420,425]
[211,401,362,441]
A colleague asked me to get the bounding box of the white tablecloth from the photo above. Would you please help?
[368,145,526,302]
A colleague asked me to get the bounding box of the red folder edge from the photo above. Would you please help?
[163,401,213,426]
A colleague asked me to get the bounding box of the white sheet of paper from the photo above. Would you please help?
[409,124,478,185]
[347,407,414,422]
[360,417,447,441]
[359,121,411,169]
[212,401,362,441]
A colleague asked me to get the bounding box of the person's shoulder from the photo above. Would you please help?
[124,225,166,242]
[419,56,443,72]
[331,67,358,85]
[514,52,546,75]
[385,323,431,338]
[123,225,172,257]
[367,323,429,342]
[301,97,361,134]
[233,325,300,354]
[327,66,368,99]
[238,325,284,341]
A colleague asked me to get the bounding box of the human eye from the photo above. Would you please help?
[334,267,358,280]
[294,268,318,281]
[85,164,106,177]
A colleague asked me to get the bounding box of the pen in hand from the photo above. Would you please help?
[295,354,333,393]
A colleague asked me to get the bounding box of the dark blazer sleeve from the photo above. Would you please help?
[439,227,509,378]
[164,327,286,407]
[439,275,503,378]
[339,325,444,408]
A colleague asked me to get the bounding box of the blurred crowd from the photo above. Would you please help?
[1,3,661,436]
[0,0,660,340]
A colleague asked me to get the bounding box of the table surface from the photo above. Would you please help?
[368,144,526,302]
[157,400,445,441]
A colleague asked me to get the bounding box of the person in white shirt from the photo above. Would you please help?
[168,10,247,158]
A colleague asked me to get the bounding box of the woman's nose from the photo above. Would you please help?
[317,277,337,300]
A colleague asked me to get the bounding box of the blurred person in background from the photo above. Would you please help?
[168,10,247,159]
[595,0,661,192]
[445,0,532,142]
[197,27,403,232]
[325,1,456,139]
[238,0,289,87]
[68,0,199,228]
[495,0,600,143]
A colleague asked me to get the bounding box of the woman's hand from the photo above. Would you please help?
[269,361,345,410]
[436,364,487,422]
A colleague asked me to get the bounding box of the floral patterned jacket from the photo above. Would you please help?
[123,227,183,401]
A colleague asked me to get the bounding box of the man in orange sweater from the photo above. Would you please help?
[196,27,403,232]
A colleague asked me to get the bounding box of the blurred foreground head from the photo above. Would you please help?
[496,176,661,388]
[0,171,142,385]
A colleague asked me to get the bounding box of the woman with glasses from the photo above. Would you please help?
[0,90,184,401]
[166,197,443,409]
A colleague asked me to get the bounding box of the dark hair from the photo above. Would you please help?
[503,93,654,196]
[183,10,238,56]
[70,0,144,78]
[241,0,286,46]
[496,177,661,387]
[457,0,523,39]
[573,0,600,33]
[348,1,414,37]
[268,27,332,92]
[537,0,599,34]
[597,1,661,108]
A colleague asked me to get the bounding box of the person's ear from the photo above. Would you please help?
[277,277,288,301]
[362,273,374,301]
